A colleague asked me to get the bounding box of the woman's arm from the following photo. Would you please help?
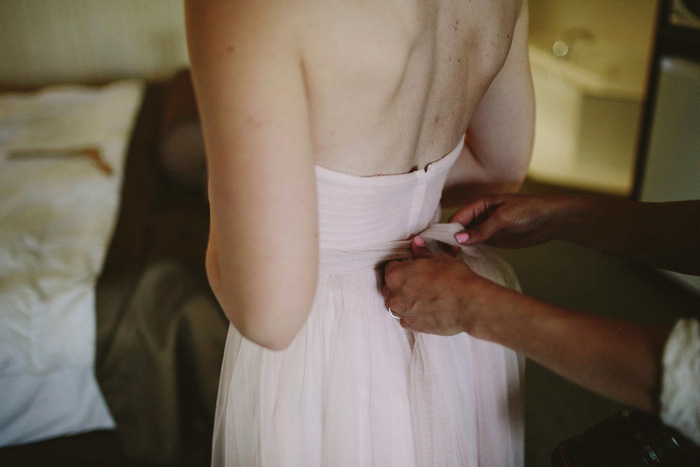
[442,1,535,206]
[186,0,318,350]
[484,291,670,414]
[383,248,671,413]
[450,194,700,275]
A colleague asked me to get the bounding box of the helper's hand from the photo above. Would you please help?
[382,238,504,338]
[449,194,564,249]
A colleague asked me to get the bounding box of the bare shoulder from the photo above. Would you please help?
[184,0,313,59]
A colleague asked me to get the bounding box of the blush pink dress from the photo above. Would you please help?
[212,135,524,466]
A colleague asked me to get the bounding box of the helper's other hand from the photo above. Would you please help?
[449,194,564,249]
[382,238,503,338]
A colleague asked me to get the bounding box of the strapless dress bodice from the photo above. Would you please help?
[314,135,465,253]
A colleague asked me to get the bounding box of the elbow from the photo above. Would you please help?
[259,337,295,352]
[483,169,529,195]
[474,148,532,195]
[505,174,527,194]
[231,314,300,351]
[494,155,530,194]
[214,293,312,351]
[222,295,315,350]
[505,151,532,192]
[205,254,316,351]
[494,175,526,194]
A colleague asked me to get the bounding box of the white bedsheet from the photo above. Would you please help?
[0,80,144,446]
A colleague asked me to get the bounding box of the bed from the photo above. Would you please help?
[0,73,227,466]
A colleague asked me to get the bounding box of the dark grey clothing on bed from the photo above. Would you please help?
[95,84,226,466]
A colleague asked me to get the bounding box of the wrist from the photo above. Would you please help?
[460,279,515,343]
[546,195,591,243]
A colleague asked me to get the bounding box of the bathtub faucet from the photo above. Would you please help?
[552,27,595,59]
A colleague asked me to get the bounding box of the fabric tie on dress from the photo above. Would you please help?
[319,222,520,292]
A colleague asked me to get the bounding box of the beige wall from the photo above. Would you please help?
[528,0,657,73]
[0,0,189,86]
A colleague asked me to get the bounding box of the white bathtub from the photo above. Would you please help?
[527,0,656,194]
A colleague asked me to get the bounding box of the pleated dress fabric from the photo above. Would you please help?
[212,135,525,466]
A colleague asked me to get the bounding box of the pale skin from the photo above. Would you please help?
[382,194,700,412]
[185,0,534,350]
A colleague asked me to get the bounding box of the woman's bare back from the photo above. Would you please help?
[300,0,524,175]
[186,0,532,349]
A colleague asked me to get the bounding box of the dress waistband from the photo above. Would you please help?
[319,223,468,274]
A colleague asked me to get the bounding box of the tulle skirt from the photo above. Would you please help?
[212,224,524,466]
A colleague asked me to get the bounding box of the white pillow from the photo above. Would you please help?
[0,80,144,446]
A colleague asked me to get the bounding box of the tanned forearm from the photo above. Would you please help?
[549,196,700,275]
[478,286,670,413]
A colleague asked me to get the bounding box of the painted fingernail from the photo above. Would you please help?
[455,232,469,243]
[413,236,426,247]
